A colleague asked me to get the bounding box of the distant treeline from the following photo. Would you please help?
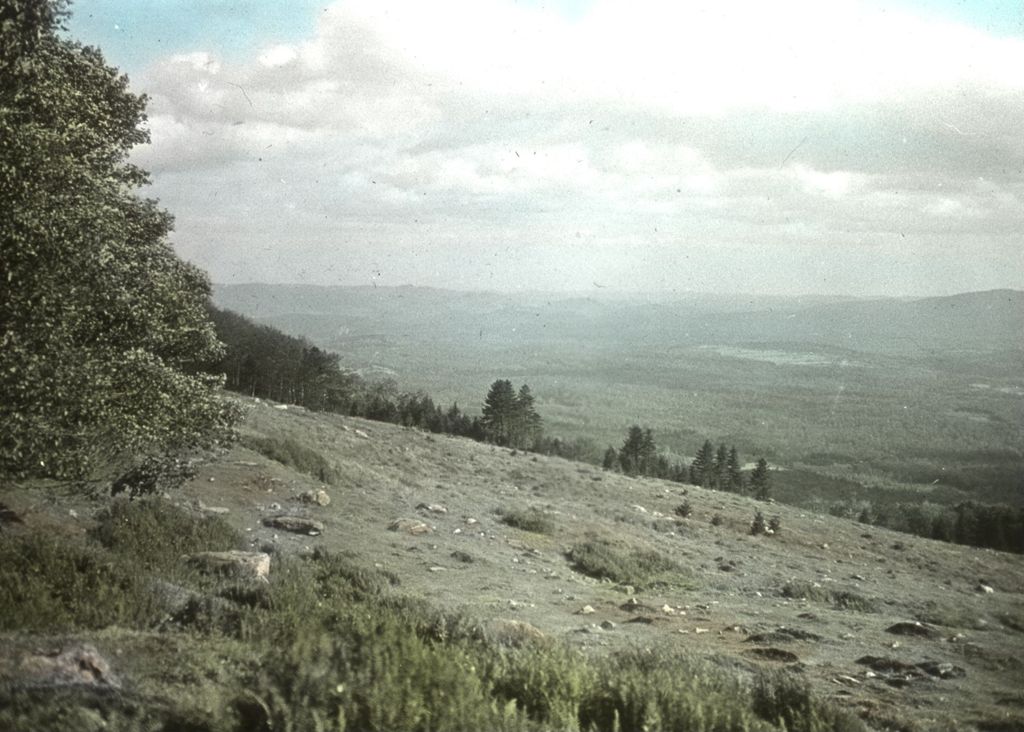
[209,305,1022,555]
[831,499,1024,555]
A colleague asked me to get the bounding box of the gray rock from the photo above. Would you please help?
[186,551,271,582]
[14,644,120,690]
[300,489,331,507]
[886,621,941,639]
[389,518,432,535]
[263,515,325,535]
[917,661,966,679]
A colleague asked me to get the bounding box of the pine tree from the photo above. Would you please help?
[689,440,715,487]
[514,384,542,449]
[480,379,517,446]
[750,458,771,500]
[712,443,729,490]
[726,446,745,492]
[602,446,619,471]
[620,425,645,475]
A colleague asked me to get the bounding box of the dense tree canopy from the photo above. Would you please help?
[1,1,237,480]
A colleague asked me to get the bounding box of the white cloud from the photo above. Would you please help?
[132,0,1024,294]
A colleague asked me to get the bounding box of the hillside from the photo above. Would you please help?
[212,284,1024,509]
[5,398,1023,730]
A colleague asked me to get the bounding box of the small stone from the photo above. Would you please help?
[354,429,370,439]
[428,566,446,572]
[579,605,596,615]
[417,503,448,514]
[661,604,677,615]
[977,584,995,594]
[600,620,616,630]
[269,502,281,511]
[16,644,120,690]
[695,627,710,634]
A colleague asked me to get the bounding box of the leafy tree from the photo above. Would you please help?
[1,1,238,481]
[750,458,771,500]
[689,440,715,487]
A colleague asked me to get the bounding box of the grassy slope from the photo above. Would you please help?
[213,284,1024,507]
[5,398,1022,730]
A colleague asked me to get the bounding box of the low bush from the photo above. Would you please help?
[753,670,866,732]
[0,533,160,632]
[567,537,683,589]
[241,433,340,484]
[782,581,877,613]
[499,506,556,534]
[91,498,242,571]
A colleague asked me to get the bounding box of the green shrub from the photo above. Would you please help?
[499,506,556,534]
[0,533,160,632]
[247,614,529,732]
[91,498,242,571]
[753,670,866,732]
[241,434,340,484]
[581,648,776,732]
[567,537,684,589]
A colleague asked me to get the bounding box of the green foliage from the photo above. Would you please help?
[0,0,238,482]
[241,433,341,484]
[753,671,866,732]
[0,533,160,631]
[91,497,242,570]
[499,506,556,534]
[581,649,780,732]
[567,537,684,588]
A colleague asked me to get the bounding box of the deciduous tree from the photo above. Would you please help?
[1,1,238,481]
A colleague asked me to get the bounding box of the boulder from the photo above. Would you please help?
[389,518,432,535]
[917,661,966,679]
[299,489,332,507]
[15,644,120,690]
[263,515,325,535]
[886,621,941,639]
[186,551,271,582]
[490,619,548,647]
[745,647,799,663]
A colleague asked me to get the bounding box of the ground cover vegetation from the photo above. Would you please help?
[0,499,865,732]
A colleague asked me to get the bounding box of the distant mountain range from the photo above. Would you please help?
[213,285,1024,357]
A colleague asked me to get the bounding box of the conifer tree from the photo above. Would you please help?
[602,446,619,471]
[712,443,729,490]
[689,440,715,487]
[726,446,745,492]
[514,384,542,449]
[751,458,772,500]
[480,379,517,446]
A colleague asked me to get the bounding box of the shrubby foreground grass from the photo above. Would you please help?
[0,500,864,732]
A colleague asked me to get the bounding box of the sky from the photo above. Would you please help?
[66,0,1024,296]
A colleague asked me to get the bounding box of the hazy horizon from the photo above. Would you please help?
[68,1,1024,296]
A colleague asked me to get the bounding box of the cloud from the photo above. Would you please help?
[129,0,1024,294]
